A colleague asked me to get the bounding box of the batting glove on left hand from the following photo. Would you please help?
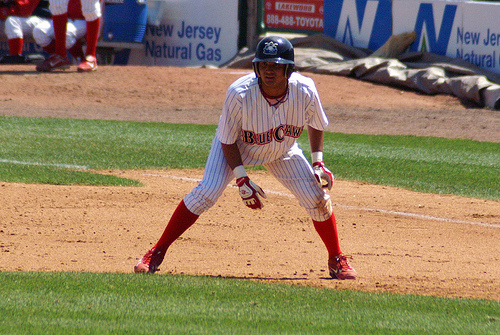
[313,161,334,190]
[236,177,267,209]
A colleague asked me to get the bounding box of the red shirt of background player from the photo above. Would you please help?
[0,0,41,20]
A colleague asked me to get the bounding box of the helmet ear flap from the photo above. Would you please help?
[253,63,260,78]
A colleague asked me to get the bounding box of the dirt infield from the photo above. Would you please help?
[0,65,499,301]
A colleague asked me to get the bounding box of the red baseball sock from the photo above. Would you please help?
[68,40,84,61]
[8,38,23,55]
[85,18,100,58]
[313,214,342,259]
[52,13,68,57]
[43,40,56,55]
[155,200,199,252]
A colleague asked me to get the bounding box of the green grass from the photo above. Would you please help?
[312,133,500,200]
[0,116,498,200]
[0,162,140,186]
[0,116,214,169]
[0,117,215,186]
[0,272,498,335]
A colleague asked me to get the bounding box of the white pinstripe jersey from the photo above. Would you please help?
[217,72,329,166]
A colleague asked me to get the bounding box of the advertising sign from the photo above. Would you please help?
[460,1,500,72]
[264,0,324,32]
[392,0,462,56]
[127,0,239,67]
[323,0,392,51]
[393,0,500,73]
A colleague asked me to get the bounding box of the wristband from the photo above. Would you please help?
[233,165,247,179]
[311,151,323,163]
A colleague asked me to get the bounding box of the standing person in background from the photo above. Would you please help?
[33,0,85,66]
[134,36,358,280]
[36,0,100,72]
[0,0,51,63]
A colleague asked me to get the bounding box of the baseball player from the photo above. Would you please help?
[33,0,85,63]
[134,36,357,280]
[0,0,50,62]
[36,0,100,72]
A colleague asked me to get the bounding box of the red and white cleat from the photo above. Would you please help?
[134,247,165,274]
[77,55,98,72]
[328,254,357,280]
[36,54,71,72]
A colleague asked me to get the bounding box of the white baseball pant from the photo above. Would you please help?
[4,15,49,40]
[183,137,332,222]
[33,18,86,48]
[49,0,101,21]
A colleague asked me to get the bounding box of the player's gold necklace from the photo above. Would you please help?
[259,82,289,107]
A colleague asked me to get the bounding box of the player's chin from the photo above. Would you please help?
[262,76,277,85]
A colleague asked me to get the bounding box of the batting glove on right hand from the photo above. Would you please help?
[313,161,334,190]
[236,177,267,209]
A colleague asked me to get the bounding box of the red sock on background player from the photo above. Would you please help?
[8,38,23,56]
[42,40,56,54]
[52,13,68,58]
[68,40,85,61]
[85,18,100,58]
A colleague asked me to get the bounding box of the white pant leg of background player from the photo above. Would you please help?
[81,0,101,21]
[265,150,332,222]
[49,0,69,16]
[67,19,86,47]
[32,20,52,47]
[183,137,234,216]
[33,19,86,48]
[5,16,48,40]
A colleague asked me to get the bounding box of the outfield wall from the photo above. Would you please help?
[324,0,500,74]
[122,0,239,66]
[3,0,500,73]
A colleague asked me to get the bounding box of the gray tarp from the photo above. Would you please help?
[223,33,500,110]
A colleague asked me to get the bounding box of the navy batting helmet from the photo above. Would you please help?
[252,36,295,78]
[253,36,294,65]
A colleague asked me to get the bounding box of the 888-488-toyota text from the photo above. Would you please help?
[265,14,323,30]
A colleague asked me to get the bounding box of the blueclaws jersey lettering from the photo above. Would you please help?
[241,124,304,145]
[217,72,329,166]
